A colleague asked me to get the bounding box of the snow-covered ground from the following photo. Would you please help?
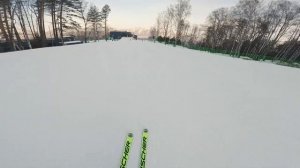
[0,38,300,168]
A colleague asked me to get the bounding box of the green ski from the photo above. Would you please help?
[139,129,149,168]
[120,133,134,168]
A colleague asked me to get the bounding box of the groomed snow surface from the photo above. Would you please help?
[1,38,300,168]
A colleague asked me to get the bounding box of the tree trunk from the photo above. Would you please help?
[84,21,87,43]
[17,1,32,49]
[105,18,107,41]
[59,0,64,44]
[0,11,9,42]
[3,4,14,50]
[21,1,35,41]
[38,0,47,47]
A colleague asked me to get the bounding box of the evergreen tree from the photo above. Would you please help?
[101,4,111,40]
[45,0,59,41]
[87,5,102,41]
[56,0,82,43]
[78,0,88,43]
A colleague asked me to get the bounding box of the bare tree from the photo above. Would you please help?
[155,14,161,38]
[15,0,32,49]
[188,24,201,44]
[161,5,174,42]
[206,8,231,49]
[0,0,16,50]
[36,0,47,46]
[173,0,191,44]
[149,26,156,40]
[0,1,11,45]
[46,0,59,41]
[258,0,299,56]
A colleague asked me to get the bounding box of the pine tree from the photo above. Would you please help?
[101,4,111,40]
[45,0,59,41]
[56,0,81,43]
[78,0,88,43]
[87,5,102,41]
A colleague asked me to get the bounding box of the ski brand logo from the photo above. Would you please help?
[120,140,131,168]
[140,136,147,168]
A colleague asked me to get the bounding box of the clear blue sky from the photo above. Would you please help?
[87,0,239,30]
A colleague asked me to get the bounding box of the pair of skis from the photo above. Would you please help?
[120,129,149,168]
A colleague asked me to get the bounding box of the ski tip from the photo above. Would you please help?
[128,133,133,137]
[143,129,148,133]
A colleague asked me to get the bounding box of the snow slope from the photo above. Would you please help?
[0,38,300,168]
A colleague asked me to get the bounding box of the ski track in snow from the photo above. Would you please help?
[0,38,300,168]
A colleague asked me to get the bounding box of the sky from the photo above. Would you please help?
[87,0,239,32]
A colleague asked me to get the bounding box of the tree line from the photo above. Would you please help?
[152,0,300,64]
[0,0,111,52]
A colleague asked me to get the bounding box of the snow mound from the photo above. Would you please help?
[0,40,300,168]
